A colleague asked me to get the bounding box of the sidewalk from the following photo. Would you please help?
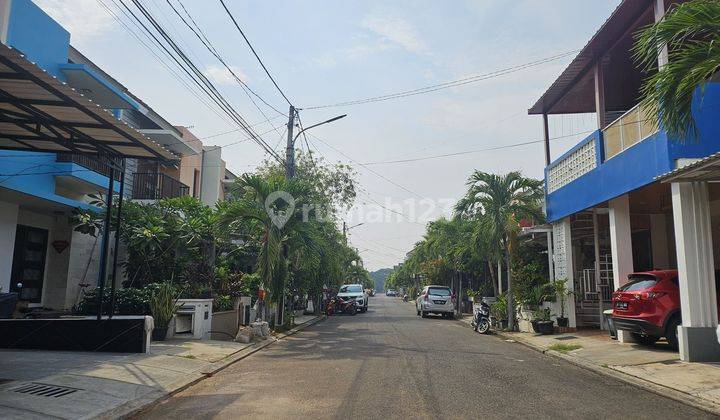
[458,316,720,415]
[0,315,324,419]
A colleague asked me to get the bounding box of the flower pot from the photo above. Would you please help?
[556,317,569,328]
[152,326,169,341]
[536,320,554,335]
[530,320,540,333]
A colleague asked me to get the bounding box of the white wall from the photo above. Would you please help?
[200,146,224,205]
[0,200,19,293]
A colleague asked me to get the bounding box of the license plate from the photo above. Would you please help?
[433,300,446,304]
[615,301,628,309]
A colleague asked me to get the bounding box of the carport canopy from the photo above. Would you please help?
[0,44,175,161]
[657,153,720,183]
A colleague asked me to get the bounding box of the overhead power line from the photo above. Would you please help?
[304,50,579,110]
[218,0,293,106]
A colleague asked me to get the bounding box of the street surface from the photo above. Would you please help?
[141,296,710,419]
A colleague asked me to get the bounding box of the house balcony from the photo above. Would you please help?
[544,83,720,223]
[56,153,120,181]
[131,172,189,200]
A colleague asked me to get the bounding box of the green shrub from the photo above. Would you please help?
[149,282,180,328]
[214,295,234,312]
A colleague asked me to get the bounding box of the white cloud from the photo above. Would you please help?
[204,64,249,86]
[35,0,115,39]
[361,15,424,53]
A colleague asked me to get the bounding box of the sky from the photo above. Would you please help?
[36,0,621,270]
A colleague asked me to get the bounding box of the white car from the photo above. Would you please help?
[337,284,369,313]
[416,285,456,319]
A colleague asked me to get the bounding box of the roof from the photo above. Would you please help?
[656,153,720,183]
[528,0,653,115]
[0,44,175,161]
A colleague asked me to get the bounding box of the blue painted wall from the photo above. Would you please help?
[546,83,720,222]
[6,0,69,79]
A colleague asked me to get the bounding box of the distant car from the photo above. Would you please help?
[386,290,397,297]
[612,269,720,348]
[338,283,368,313]
[416,285,455,319]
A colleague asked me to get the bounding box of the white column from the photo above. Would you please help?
[609,194,635,342]
[553,218,576,328]
[671,181,720,362]
[593,210,606,330]
[546,231,554,282]
[650,214,670,269]
[0,201,19,293]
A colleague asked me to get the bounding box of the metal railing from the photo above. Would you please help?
[56,153,121,181]
[131,172,189,199]
[602,103,659,160]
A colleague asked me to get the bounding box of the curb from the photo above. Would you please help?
[491,330,720,417]
[117,315,326,419]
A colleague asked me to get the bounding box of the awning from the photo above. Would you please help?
[656,154,720,183]
[0,44,176,161]
[528,0,654,115]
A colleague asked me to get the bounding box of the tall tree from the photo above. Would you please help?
[455,171,543,330]
[633,0,720,140]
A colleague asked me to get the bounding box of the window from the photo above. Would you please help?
[428,287,451,296]
[192,169,200,198]
[619,275,658,292]
[340,285,363,293]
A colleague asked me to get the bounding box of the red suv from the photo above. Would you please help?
[611,269,720,349]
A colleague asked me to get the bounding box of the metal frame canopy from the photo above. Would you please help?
[0,44,175,161]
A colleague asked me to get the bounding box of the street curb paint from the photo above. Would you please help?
[116,315,327,419]
[490,330,720,417]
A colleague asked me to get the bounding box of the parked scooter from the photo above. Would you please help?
[471,301,492,334]
[402,293,409,302]
[325,296,357,316]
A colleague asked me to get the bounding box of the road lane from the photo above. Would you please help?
[141,295,710,419]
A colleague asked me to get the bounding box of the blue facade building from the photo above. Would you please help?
[0,0,222,311]
[530,0,720,361]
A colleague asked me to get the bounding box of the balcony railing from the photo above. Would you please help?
[56,153,121,181]
[131,172,189,200]
[602,103,658,160]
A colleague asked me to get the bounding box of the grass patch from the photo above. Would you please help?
[548,343,582,353]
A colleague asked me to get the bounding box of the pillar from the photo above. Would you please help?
[671,182,720,362]
[650,214,670,269]
[553,218,577,328]
[609,194,635,342]
[0,201,19,293]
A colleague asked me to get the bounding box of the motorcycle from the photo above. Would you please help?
[471,301,492,334]
[325,296,357,316]
[402,294,409,302]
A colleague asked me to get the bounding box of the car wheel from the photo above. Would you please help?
[666,316,682,350]
[417,310,420,316]
[421,311,428,318]
[631,332,659,346]
[361,307,367,313]
[446,312,454,320]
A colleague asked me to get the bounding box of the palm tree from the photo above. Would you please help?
[219,174,314,323]
[455,171,543,330]
[633,0,720,140]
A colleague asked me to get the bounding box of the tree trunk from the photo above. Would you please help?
[487,260,498,297]
[506,247,515,331]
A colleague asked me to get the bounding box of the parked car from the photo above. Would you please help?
[386,289,397,297]
[338,284,368,313]
[416,285,456,319]
[611,269,720,349]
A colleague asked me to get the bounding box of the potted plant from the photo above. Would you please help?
[531,307,554,334]
[490,294,509,329]
[553,279,573,327]
[149,282,180,341]
[466,289,482,303]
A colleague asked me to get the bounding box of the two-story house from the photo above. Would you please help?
[532,0,720,361]
[0,0,234,313]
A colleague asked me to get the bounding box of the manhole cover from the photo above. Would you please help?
[554,336,578,341]
[11,382,81,398]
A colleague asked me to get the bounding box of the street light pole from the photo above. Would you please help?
[343,222,364,244]
[285,111,346,180]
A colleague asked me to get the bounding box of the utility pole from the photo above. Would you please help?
[285,105,295,179]
[343,221,347,244]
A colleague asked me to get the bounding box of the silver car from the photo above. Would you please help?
[337,284,369,313]
[416,285,456,319]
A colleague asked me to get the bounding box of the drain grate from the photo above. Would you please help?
[11,382,80,398]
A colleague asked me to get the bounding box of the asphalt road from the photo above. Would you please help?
[140,296,710,419]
